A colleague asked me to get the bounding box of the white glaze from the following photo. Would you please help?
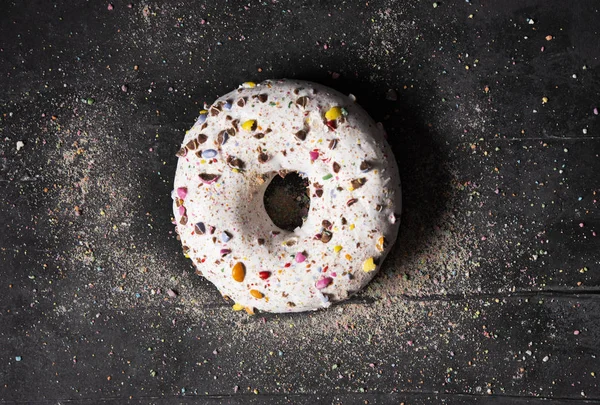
[173,79,401,313]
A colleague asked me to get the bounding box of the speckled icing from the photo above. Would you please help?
[173,79,401,313]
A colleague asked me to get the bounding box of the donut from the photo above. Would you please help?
[172,79,401,313]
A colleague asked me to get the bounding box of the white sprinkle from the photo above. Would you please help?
[16,141,25,151]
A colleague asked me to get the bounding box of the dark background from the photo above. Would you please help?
[1,0,599,404]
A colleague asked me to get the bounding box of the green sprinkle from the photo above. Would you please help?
[288,101,293,108]
[323,174,333,180]
[86,97,95,105]
[341,107,348,116]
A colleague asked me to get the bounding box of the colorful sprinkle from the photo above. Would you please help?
[202,149,218,158]
[194,222,206,235]
[241,120,257,131]
[250,289,264,299]
[315,277,333,290]
[242,82,256,88]
[176,187,188,199]
[295,252,306,263]
[221,231,232,243]
[325,106,342,120]
[258,271,271,280]
[310,150,319,161]
[322,173,333,180]
[363,257,376,272]
[232,262,246,282]
[334,245,343,253]
[232,303,245,311]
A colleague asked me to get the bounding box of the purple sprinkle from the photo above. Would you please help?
[202,149,218,158]
[195,222,206,234]
[295,252,306,263]
[594,107,599,115]
[220,248,231,256]
[224,101,232,110]
[315,277,333,290]
[196,113,207,125]
[208,225,215,234]
[309,150,319,161]
[221,231,232,243]
[166,289,178,298]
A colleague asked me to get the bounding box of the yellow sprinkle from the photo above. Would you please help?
[349,224,355,230]
[542,97,548,104]
[334,245,343,253]
[232,303,244,311]
[376,236,385,252]
[250,289,264,299]
[184,253,190,259]
[199,109,208,114]
[363,257,377,272]
[242,81,256,88]
[200,159,206,164]
[232,168,240,173]
[348,185,355,191]
[241,119,256,131]
[244,306,255,315]
[345,254,352,261]
[325,106,342,120]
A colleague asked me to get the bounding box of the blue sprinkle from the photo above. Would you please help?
[195,113,207,125]
[135,293,141,298]
[220,132,229,145]
[578,197,583,201]
[223,101,232,110]
[15,356,22,362]
[221,231,232,243]
[202,149,218,158]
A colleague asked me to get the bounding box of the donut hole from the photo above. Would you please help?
[263,172,310,232]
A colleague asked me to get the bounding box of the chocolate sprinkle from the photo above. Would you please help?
[237,97,247,107]
[176,147,187,157]
[322,220,332,229]
[186,139,199,150]
[315,189,324,198]
[346,198,358,206]
[360,160,372,172]
[254,132,265,139]
[328,139,338,149]
[332,162,341,173]
[258,94,268,102]
[197,134,208,144]
[321,231,332,243]
[227,156,245,169]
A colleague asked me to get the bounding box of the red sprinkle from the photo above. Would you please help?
[258,271,271,280]
[284,263,291,268]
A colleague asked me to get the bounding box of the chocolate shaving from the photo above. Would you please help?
[201,123,208,130]
[254,132,265,139]
[332,162,340,173]
[322,220,332,229]
[231,119,239,131]
[194,223,206,235]
[257,238,265,245]
[293,88,300,95]
[341,217,347,225]
[351,177,367,189]
[346,198,358,206]
[209,104,221,116]
[197,134,208,144]
[287,302,296,307]
[237,97,247,107]
[265,128,272,134]
[315,189,324,198]
[258,94,268,102]
[376,204,383,212]
[195,150,203,158]
[321,231,332,243]
[186,139,199,150]
[227,128,236,137]
[217,131,227,145]
[176,147,187,157]
[179,215,188,225]
[258,153,269,163]
[199,173,220,184]
[227,156,244,169]
[360,161,372,172]
[295,130,307,141]
[296,96,309,108]
[328,139,338,149]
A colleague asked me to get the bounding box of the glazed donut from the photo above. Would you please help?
[173,79,401,313]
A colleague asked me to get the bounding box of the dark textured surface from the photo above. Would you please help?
[1,0,599,403]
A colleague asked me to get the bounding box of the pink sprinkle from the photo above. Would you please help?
[166,289,177,298]
[323,44,328,50]
[593,231,597,237]
[574,330,580,335]
[177,187,188,199]
[407,340,414,346]
[178,206,185,216]
[481,236,487,241]
[594,107,599,115]
[540,46,545,52]
[107,3,114,10]
[127,3,133,8]
[295,252,306,263]
[309,150,319,161]
[200,19,206,24]
[315,277,333,290]
[579,222,585,228]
